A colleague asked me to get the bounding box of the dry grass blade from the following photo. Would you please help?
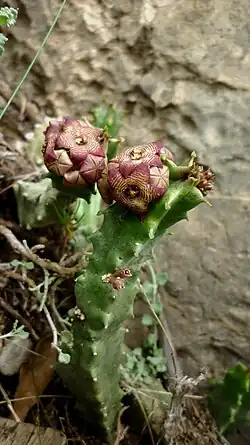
[144,292,181,384]
[129,387,156,445]
[114,406,129,445]
[0,381,21,423]
[164,375,230,445]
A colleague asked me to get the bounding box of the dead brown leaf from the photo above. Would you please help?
[11,335,58,421]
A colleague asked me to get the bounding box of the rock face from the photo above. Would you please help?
[1,0,250,375]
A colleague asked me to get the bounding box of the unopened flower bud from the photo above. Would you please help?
[98,142,173,215]
[42,118,107,186]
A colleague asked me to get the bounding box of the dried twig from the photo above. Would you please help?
[145,293,181,384]
[0,226,27,256]
[4,271,36,288]
[0,263,12,271]
[60,245,92,267]
[158,295,183,383]
[38,269,49,312]
[0,296,39,341]
[114,406,129,445]
[4,264,70,334]
[0,382,21,423]
[0,225,87,276]
[42,305,60,354]
[145,261,182,384]
[0,218,23,233]
[129,386,156,445]
[49,277,71,329]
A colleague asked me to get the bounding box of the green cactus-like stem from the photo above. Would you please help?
[93,103,123,160]
[14,175,93,229]
[57,173,208,441]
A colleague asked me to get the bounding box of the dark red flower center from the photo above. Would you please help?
[124,185,140,198]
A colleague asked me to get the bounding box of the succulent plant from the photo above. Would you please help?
[16,109,214,442]
[98,141,174,215]
[58,152,213,441]
[42,118,108,187]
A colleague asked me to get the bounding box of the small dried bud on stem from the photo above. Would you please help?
[195,166,215,195]
[187,153,215,195]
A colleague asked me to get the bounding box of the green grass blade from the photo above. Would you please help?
[0,0,67,120]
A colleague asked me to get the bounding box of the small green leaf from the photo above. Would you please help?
[60,330,73,346]
[0,17,7,25]
[208,362,250,434]
[126,356,135,370]
[133,347,142,357]
[147,356,165,366]
[142,314,154,327]
[146,332,158,347]
[0,34,7,56]
[156,362,167,373]
[142,281,155,299]
[144,375,154,384]
[0,7,18,26]
[156,272,168,286]
[10,259,20,268]
[14,330,29,339]
[13,325,29,339]
[0,7,18,56]
[58,351,71,364]
[10,259,34,270]
[151,301,162,316]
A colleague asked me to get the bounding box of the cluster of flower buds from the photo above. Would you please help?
[195,166,215,195]
[42,118,213,215]
[42,118,107,187]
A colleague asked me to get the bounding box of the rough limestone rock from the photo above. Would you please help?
[0,0,249,375]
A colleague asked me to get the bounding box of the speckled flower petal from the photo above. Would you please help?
[98,141,173,215]
[63,170,88,187]
[42,118,107,187]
